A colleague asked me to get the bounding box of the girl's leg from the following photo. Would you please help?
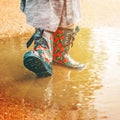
[23,28,53,77]
[52,25,85,69]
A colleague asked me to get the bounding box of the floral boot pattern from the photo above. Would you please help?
[23,28,53,77]
[53,26,85,69]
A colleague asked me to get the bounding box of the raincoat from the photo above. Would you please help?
[20,0,81,32]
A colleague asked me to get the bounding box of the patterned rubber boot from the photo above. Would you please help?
[23,28,53,77]
[53,26,85,69]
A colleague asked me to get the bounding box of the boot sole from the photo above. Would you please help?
[23,51,52,77]
[53,60,87,69]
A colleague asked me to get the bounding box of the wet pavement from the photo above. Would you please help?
[0,0,120,120]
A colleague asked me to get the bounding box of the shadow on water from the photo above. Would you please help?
[0,28,104,119]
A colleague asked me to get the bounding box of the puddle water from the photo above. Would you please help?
[0,27,120,120]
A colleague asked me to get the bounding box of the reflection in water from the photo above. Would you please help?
[92,28,120,120]
[0,28,120,119]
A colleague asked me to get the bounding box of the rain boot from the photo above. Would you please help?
[53,26,85,69]
[23,28,53,77]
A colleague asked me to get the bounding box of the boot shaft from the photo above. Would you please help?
[26,28,53,63]
[53,26,80,55]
